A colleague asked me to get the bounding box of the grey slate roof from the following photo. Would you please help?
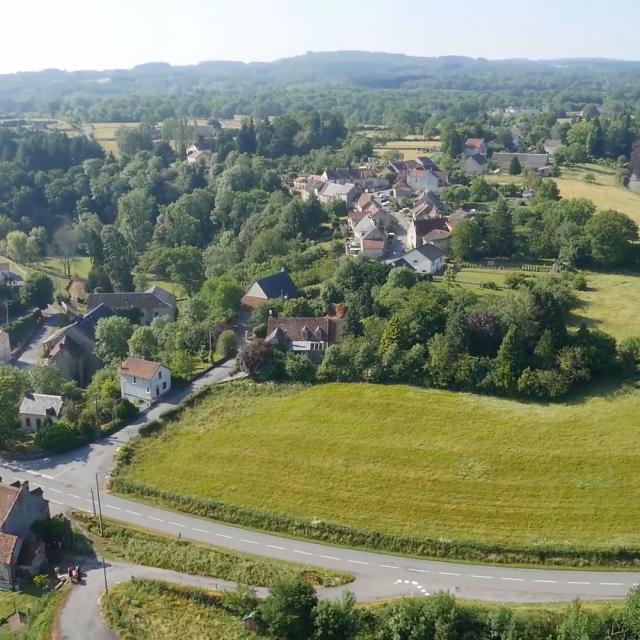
[87,286,177,313]
[19,394,63,418]
[255,271,299,300]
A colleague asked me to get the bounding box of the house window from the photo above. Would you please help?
[162,382,167,390]
[158,371,162,380]
[25,417,31,428]
[36,418,41,429]
[156,386,160,396]
[133,376,137,383]
[146,387,150,393]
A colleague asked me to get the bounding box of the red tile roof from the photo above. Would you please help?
[119,358,162,380]
[0,533,18,565]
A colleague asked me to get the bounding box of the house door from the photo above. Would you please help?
[156,386,160,396]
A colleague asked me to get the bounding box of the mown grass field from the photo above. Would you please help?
[456,266,640,340]
[90,122,139,156]
[490,163,640,224]
[374,138,441,161]
[121,382,640,550]
[103,579,252,640]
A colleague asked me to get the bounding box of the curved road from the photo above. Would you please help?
[2,359,639,610]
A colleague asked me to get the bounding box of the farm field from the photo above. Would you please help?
[90,122,140,156]
[120,382,640,550]
[455,266,640,340]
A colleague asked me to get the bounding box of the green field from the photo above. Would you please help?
[490,164,640,224]
[103,579,252,640]
[374,138,441,161]
[456,266,640,341]
[120,382,640,550]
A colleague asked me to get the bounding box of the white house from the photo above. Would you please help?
[406,168,444,194]
[0,330,10,362]
[386,244,445,275]
[119,358,172,408]
[19,394,64,434]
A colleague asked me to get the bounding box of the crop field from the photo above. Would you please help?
[120,381,640,550]
[90,122,140,155]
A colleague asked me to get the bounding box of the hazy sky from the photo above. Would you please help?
[2,0,639,73]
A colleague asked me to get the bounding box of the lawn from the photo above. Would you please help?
[90,122,140,156]
[120,381,640,550]
[455,266,640,341]
[34,256,92,298]
[103,579,252,640]
[0,586,67,640]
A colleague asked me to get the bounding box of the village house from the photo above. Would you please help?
[0,330,10,363]
[411,191,450,220]
[386,243,445,275]
[119,358,172,408]
[293,175,324,201]
[464,138,487,157]
[316,182,357,207]
[321,168,389,191]
[492,152,549,171]
[347,213,391,258]
[43,304,116,386]
[445,209,476,232]
[19,394,64,434]
[241,270,299,308]
[421,228,452,253]
[87,286,177,325]
[0,479,50,588]
[186,147,212,164]
[266,314,345,362]
[407,217,451,250]
[544,140,563,155]
[392,180,413,200]
[406,167,445,194]
[0,263,24,289]
[462,154,489,175]
[511,126,525,149]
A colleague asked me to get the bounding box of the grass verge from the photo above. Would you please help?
[102,578,252,640]
[113,381,640,568]
[73,512,351,588]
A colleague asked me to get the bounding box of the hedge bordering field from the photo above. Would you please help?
[112,474,640,569]
[112,382,640,569]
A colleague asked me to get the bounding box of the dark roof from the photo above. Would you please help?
[87,287,176,313]
[414,190,449,214]
[492,152,549,169]
[416,156,441,172]
[413,218,450,238]
[75,304,116,340]
[467,153,488,165]
[266,316,344,344]
[415,243,445,261]
[424,229,451,241]
[256,271,299,300]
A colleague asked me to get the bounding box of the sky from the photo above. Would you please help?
[1,0,639,74]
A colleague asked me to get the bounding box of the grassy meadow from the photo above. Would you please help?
[103,579,252,640]
[120,382,640,550]
[90,122,139,156]
[455,266,640,341]
[374,137,441,161]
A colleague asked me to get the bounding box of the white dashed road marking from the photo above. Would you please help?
[438,572,460,577]
[533,580,557,584]
[192,528,209,534]
[320,555,341,561]
[470,575,493,580]
[126,510,141,516]
[294,550,313,556]
[148,516,163,522]
[216,533,233,539]
[567,581,591,585]
[379,564,401,570]
[599,582,623,586]
[240,538,259,545]
[105,505,120,511]
[348,560,369,565]
[170,522,186,528]
[267,545,286,550]
[501,577,525,582]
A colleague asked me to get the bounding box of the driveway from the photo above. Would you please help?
[15,305,66,369]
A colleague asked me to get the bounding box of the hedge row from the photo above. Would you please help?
[111,475,640,569]
[5,309,42,351]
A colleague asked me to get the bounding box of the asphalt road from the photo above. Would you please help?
[2,358,639,608]
[14,305,65,369]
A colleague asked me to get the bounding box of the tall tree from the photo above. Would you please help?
[116,188,155,252]
[53,225,79,277]
[487,198,514,257]
[100,226,135,291]
[95,316,134,364]
[20,272,54,309]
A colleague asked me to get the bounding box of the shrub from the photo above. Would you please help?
[504,272,528,289]
[115,398,138,421]
[584,172,596,183]
[216,329,237,360]
[284,353,316,383]
[32,573,49,590]
[479,281,499,290]
[573,272,588,291]
[35,420,81,452]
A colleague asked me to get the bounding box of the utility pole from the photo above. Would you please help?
[102,556,108,594]
[90,488,96,518]
[93,397,100,441]
[95,474,104,536]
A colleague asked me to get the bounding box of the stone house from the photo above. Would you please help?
[0,479,50,588]
[241,271,299,308]
[87,286,177,325]
[464,138,487,157]
[407,218,451,250]
[266,315,345,362]
[386,244,445,275]
[19,394,64,434]
[462,154,489,175]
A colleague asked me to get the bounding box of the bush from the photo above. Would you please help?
[32,573,49,590]
[584,172,596,183]
[34,420,81,452]
[573,272,588,291]
[504,272,529,289]
[479,281,499,290]
[216,329,237,360]
[284,353,316,383]
[115,398,138,421]
[4,309,42,348]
